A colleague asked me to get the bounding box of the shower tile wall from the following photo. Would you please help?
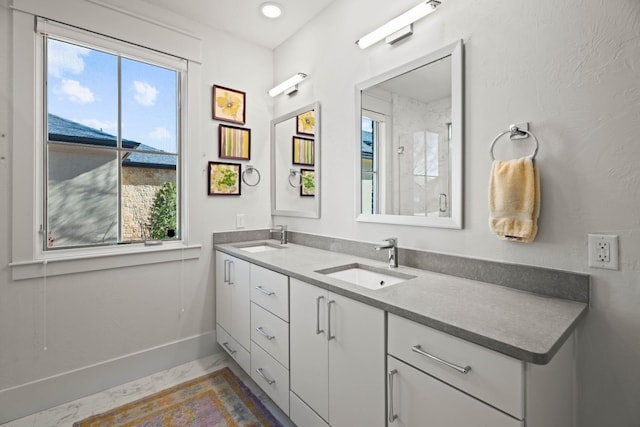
[393,93,451,216]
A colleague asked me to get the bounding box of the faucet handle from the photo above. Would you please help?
[383,237,397,245]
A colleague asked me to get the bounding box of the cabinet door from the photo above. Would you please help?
[215,252,232,332]
[290,278,329,421]
[387,356,524,427]
[229,255,251,350]
[328,293,385,427]
[215,252,251,351]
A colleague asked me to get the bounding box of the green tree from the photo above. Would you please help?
[149,181,177,239]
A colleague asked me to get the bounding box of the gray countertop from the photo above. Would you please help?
[214,240,588,365]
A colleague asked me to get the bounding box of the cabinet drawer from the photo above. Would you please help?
[251,302,289,368]
[388,314,524,419]
[250,264,289,321]
[387,356,523,427]
[290,391,329,427]
[216,324,250,375]
[251,343,290,415]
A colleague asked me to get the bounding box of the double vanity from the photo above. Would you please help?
[213,233,588,427]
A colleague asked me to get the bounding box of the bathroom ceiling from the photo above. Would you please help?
[142,0,337,50]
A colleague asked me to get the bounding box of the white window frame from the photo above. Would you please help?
[41,20,184,251]
[9,12,199,280]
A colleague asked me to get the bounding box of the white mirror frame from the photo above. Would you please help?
[355,40,463,229]
[271,102,321,218]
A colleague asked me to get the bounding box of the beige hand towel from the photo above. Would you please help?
[489,156,539,242]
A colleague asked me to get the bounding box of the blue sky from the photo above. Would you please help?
[47,38,177,153]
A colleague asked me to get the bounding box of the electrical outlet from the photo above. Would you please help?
[588,234,619,270]
[236,214,245,229]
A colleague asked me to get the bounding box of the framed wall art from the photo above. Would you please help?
[292,136,314,166]
[212,85,246,124]
[296,109,315,135]
[300,169,315,197]
[219,124,251,160]
[208,161,241,195]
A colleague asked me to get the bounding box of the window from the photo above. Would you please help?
[43,32,183,250]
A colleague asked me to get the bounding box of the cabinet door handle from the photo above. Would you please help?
[228,260,234,285]
[223,259,229,283]
[255,368,276,385]
[411,345,471,374]
[327,300,336,341]
[388,369,398,423]
[255,285,275,296]
[222,342,237,355]
[255,326,275,340]
[316,296,325,335]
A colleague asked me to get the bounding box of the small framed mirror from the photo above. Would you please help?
[356,40,463,228]
[271,102,321,218]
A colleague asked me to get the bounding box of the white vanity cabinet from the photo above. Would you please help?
[289,278,385,427]
[215,251,251,373]
[387,314,575,427]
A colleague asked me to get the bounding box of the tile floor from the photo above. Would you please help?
[2,352,295,427]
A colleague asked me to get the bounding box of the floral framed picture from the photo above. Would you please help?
[300,169,315,197]
[219,124,251,160]
[208,161,241,195]
[296,109,315,135]
[292,136,314,166]
[212,85,246,124]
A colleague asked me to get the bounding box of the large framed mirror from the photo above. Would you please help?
[355,40,463,228]
[271,102,320,218]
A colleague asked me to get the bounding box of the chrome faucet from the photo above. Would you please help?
[271,224,288,244]
[375,237,398,268]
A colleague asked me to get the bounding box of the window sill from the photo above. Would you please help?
[10,243,202,280]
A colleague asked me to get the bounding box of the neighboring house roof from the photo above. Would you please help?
[362,129,373,160]
[48,113,176,169]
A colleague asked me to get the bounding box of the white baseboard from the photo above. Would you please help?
[0,331,217,424]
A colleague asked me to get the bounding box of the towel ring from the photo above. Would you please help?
[288,169,302,188]
[490,124,539,161]
[241,165,261,187]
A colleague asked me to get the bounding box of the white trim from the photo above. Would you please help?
[10,244,202,280]
[0,331,218,424]
[37,17,188,71]
[10,0,202,63]
[84,0,200,41]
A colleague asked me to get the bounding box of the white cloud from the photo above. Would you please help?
[57,79,95,104]
[149,127,171,140]
[48,39,91,78]
[80,119,117,133]
[133,81,158,106]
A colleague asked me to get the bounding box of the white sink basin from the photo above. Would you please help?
[232,242,284,253]
[316,263,415,290]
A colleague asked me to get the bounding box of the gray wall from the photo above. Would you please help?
[272,0,640,426]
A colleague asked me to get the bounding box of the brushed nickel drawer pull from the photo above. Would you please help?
[411,345,471,374]
[222,342,237,355]
[255,285,275,296]
[255,368,276,385]
[316,295,325,335]
[388,369,398,423]
[255,326,275,340]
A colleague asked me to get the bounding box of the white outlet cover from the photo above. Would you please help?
[588,234,619,270]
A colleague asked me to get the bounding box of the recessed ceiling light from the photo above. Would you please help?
[261,2,283,19]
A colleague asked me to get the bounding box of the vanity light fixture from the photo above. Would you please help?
[355,0,441,49]
[260,2,283,19]
[268,72,308,97]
